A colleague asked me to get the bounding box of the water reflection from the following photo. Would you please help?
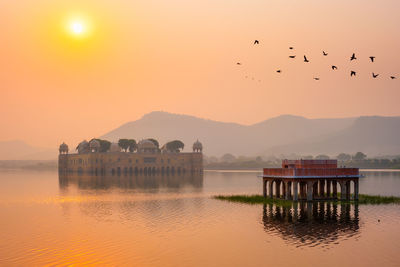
[59,173,203,191]
[262,202,360,248]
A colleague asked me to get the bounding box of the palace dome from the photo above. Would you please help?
[89,139,100,148]
[138,139,156,149]
[59,142,69,153]
[109,143,121,152]
[76,140,89,154]
[193,140,203,152]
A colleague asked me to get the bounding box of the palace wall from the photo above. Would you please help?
[59,152,203,176]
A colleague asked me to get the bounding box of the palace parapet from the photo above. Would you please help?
[58,139,203,176]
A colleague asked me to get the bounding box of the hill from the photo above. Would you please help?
[101,111,378,157]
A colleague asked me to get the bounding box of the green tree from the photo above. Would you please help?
[353,152,367,161]
[315,154,330,160]
[94,139,111,152]
[165,140,185,152]
[337,153,351,162]
[127,139,137,152]
[118,139,130,152]
[220,153,236,162]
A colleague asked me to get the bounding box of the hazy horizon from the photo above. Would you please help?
[0,111,397,148]
[1,0,400,149]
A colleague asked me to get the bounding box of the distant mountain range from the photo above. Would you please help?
[102,111,400,157]
[0,140,56,160]
[1,112,399,160]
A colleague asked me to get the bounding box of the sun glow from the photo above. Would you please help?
[65,15,92,39]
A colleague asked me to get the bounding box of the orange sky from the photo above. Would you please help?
[1,0,399,148]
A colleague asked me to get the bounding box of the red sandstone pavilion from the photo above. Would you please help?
[262,159,360,201]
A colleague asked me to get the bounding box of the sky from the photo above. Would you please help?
[1,0,399,148]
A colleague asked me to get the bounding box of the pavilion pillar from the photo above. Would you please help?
[263,179,267,198]
[275,180,281,198]
[354,179,359,200]
[299,183,304,199]
[285,181,290,200]
[313,181,318,199]
[332,181,338,199]
[269,180,274,198]
[326,180,331,198]
[319,180,325,198]
[346,181,351,200]
[282,181,286,199]
[293,181,299,201]
[307,181,314,201]
[340,181,347,200]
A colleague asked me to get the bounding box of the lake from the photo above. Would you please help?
[0,169,399,266]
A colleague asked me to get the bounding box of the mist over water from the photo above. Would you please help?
[0,170,399,266]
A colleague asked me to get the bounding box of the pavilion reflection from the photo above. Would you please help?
[262,202,360,248]
[59,172,203,191]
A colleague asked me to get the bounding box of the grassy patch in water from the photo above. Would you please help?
[213,194,400,205]
[213,194,293,206]
[357,194,400,204]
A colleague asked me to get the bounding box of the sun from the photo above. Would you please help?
[70,21,84,35]
[64,15,92,39]
[68,20,87,37]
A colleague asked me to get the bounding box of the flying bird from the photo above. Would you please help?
[304,55,309,62]
[254,40,259,45]
[332,65,338,70]
[351,71,356,77]
[276,70,281,73]
[314,77,320,80]
[350,53,357,61]
[289,55,296,58]
[289,47,294,50]
[323,51,328,56]
[370,56,375,62]
[390,76,396,79]
[372,72,379,78]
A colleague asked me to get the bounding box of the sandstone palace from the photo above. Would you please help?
[58,139,203,176]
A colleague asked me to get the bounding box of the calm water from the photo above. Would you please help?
[0,170,400,266]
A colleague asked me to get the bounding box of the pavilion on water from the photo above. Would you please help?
[262,159,360,201]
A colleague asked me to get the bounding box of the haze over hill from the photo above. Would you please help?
[102,111,400,157]
[0,140,56,160]
[1,112,399,160]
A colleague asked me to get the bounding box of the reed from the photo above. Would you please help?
[213,194,400,205]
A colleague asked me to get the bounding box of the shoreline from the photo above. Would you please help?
[214,194,400,206]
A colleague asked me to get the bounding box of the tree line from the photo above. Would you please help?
[90,138,184,153]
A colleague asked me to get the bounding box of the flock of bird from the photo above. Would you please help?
[236,40,397,81]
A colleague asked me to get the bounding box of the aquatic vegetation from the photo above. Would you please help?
[213,194,400,205]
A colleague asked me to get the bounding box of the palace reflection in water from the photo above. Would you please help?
[59,172,204,191]
[262,202,360,248]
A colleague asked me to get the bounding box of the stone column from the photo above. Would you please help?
[354,179,359,200]
[307,181,314,201]
[282,181,287,199]
[313,181,318,199]
[340,181,347,200]
[319,179,325,198]
[346,181,351,200]
[263,179,267,198]
[269,180,274,198]
[293,181,299,201]
[299,182,304,199]
[333,181,338,199]
[275,180,281,198]
[285,181,290,200]
[326,180,331,198]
